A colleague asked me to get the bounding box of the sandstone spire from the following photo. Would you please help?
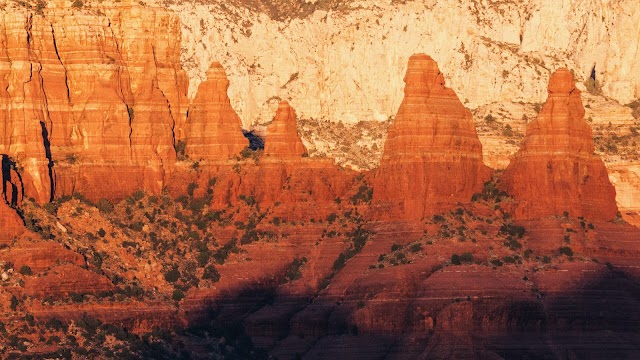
[499,68,618,220]
[184,62,248,161]
[372,54,490,219]
[264,101,307,158]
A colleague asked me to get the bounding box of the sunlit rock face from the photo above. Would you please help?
[184,62,248,162]
[372,54,491,220]
[499,69,618,221]
[0,4,188,202]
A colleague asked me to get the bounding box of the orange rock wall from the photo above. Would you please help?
[0,5,188,203]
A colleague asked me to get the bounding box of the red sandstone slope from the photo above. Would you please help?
[499,69,618,221]
[1,156,24,242]
[184,62,248,161]
[372,54,491,220]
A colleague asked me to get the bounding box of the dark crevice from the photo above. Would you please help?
[40,121,55,202]
[50,24,71,102]
[1,154,26,223]
[242,130,265,151]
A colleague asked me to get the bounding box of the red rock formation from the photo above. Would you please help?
[372,54,491,220]
[1,241,84,272]
[184,62,248,161]
[0,5,188,203]
[499,69,618,220]
[264,101,308,158]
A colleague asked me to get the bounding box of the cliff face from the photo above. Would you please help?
[372,54,490,220]
[500,69,618,220]
[170,0,640,127]
[0,3,188,203]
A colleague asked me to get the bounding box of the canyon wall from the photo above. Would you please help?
[168,0,640,127]
[0,2,188,202]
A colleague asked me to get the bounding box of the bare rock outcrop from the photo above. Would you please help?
[264,101,308,158]
[184,62,248,161]
[372,54,491,220]
[499,69,618,221]
[0,4,188,202]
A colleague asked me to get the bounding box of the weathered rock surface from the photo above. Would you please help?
[264,101,308,158]
[167,0,640,126]
[372,54,491,220]
[22,264,115,299]
[1,241,84,273]
[0,4,187,202]
[500,69,618,221]
[184,62,248,161]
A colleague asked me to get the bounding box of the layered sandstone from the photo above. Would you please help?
[0,4,188,203]
[372,54,491,220]
[1,241,84,273]
[264,101,308,158]
[499,69,618,220]
[184,62,248,161]
[168,0,640,127]
[23,264,115,299]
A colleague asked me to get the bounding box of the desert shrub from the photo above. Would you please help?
[132,190,145,201]
[627,100,640,119]
[460,252,473,263]
[238,194,256,206]
[559,246,574,257]
[409,243,423,253]
[451,254,462,265]
[19,265,32,275]
[285,257,307,282]
[502,124,513,137]
[72,0,84,8]
[175,140,187,160]
[326,213,338,223]
[196,250,210,267]
[164,266,180,283]
[187,182,197,197]
[202,265,220,282]
[96,199,114,214]
[484,114,495,124]
[500,224,526,238]
[490,259,504,267]
[10,295,18,311]
[350,184,373,204]
[584,78,602,95]
[333,253,347,271]
[172,289,184,301]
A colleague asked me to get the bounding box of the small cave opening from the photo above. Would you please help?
[590,65,596,81]
[39,121,55,202]
[242,130,265,151]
